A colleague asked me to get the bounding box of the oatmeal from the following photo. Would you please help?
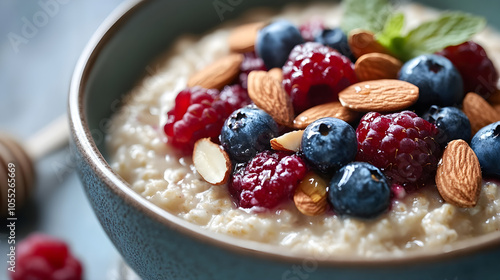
[106,2,500,257]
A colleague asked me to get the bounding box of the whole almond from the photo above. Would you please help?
[228,21,266,53]
[338,79,419,112]
[270,130,304,152]
[248,70,294,126]
[268,67,283,82]
[187,53,244,90]
[348,29,392,59]
[293,102,359,129]
[462,92,500,135]
[294,172,328,216]
[487,88,500,105]
[493,104,500,114]
[355,53,402,81]
[436,140,482,208]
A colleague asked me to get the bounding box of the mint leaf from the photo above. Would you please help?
[341,0,393,34]
[376,12,405,52]
[400,12,486,61]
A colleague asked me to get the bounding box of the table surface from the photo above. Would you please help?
[0,1,130,279]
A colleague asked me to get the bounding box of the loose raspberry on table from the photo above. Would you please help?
[229,151,308,210]
[356,111,441,192]
[437,41,499,99]
[282,42,357,113]
[239,52,267,89]
[164,86,249,154]
[11,233,83,280]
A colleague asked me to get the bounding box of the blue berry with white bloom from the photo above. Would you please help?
[314,28,355,62]
[328,162,390,219]
[256,20,304,69]
[301,117,357,173]
[470,121,500,177]
[421,105,472,147]
[220,105,279,163]
[398,54,464,110]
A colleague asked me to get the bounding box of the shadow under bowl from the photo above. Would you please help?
[69,0,500,279]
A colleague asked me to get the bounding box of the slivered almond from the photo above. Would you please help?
[436,140,482,208]
[228,21,266,53]
[270,130,304,152]
[338,79,419,112]
[348,29,392,59]
[187,53,244,90]
[293,102,359,129]
[462,92,500,135]
[248,70,294,126]
[193,138,231,185]
[355,53,402,81]
[294,172,329,216]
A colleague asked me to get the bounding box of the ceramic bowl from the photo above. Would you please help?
[69,0,500,279]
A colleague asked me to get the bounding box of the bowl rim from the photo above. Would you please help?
[69,0,500,267]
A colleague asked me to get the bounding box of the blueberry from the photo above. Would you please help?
[301,117,357,173]
[470,121,500,177]
[421,105,472,147]
[314,28,355,62]
[398,54,464,110]
[256,20,304,69]
[328,162,390,219]
[220,105,279,163]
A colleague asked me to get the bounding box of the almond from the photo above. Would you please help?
[293,102,359,129]
[348,29,392,59]
[228,21,266,53]
[462,92,500,135]
[487,88,500,105]
[436,140,482,208]
[493,104,500,115]
[268,67,283,82]
[355,53,402,81]
[193,138,232,185]
[294,171,329,216]
[338,79,419,112]
[187,53,244,90]
[247,70,294,126]
[270,130,304,152]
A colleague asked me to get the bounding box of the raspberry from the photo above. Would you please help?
[229,151,308,209]
[299,18,325,41]
[437,41,499,99]
[282,42,357,113]
[239,52,266,89]
[11,233,83,280]
[164,86,249,154]
[356,111,441,191]
[220,84,251,110]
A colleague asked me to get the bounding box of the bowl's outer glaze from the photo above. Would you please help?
[70,0,500,279]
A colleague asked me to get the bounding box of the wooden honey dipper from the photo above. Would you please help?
[0,115,69,217]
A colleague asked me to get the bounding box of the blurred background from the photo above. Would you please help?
[0,0,129,279]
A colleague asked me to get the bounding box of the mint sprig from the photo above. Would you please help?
[397,12,486,61]
[341,0,486,61]
[340,0,393,34]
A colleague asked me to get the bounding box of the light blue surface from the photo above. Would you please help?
[0,1,125,279]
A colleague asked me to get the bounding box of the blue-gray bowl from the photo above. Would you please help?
[69,0,500,279]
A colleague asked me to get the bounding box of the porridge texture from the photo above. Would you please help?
[106,2,500,257]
